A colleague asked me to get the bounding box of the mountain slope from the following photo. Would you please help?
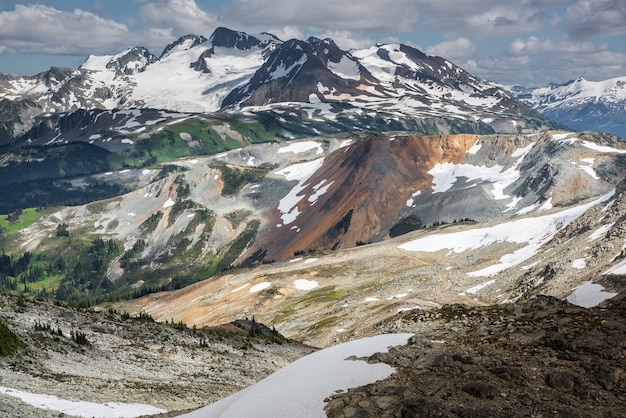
[4,129,624,343]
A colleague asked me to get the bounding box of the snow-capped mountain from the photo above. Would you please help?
[511,76,626,138]
[0,27,557,144]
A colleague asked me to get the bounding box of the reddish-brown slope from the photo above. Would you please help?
[251,134,479,261]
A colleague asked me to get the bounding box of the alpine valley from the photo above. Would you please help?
[0,27,624,417]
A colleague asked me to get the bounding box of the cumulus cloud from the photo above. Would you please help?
[507,36,603,56]
[140,0,218,38]
[312,30,374,50]
[565,0,626,40]
[426,38,478,62]
[0,4,136,55]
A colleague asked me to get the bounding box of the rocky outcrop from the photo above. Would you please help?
[325,294,626,417]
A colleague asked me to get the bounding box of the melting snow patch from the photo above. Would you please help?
[163,198,175,208]
[289,257,303,263]
[579,158,599,179]
[304,258,318,264]
[231,283,250,293]
[179,333,413,418]
[604,257,626,275]
[364,297,380,302]
[589,222,614,241]
[580,140,626,154]
[566,282,617,308]
[406,190,422,207]
[249,282,271,293]
[121,138,134,145]
[466,140,482,154]
[571,258,587,269]
[465,280,495,294]
[0,386,166,418]
[551,132,578,143]
[294,279,318,290]
[277,141,323,155]
[399,191,614,277]
[308,180,334,205]
[276,158,325,225]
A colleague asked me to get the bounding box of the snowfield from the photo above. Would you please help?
[179,333,413,418]
[0,387,165,418]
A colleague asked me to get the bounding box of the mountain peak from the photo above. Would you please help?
[106,47,157,75]
[209,27,266,50]
[160,34,208,59]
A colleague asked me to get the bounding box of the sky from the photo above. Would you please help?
[0,0,624,86]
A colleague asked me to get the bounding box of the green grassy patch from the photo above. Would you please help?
[215,165,269,196]
[299,286,347,304]
[224,209,252,229]
[0,208,43,235]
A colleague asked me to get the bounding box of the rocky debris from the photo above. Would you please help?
[325,294,626,417]
[0,293,313,417]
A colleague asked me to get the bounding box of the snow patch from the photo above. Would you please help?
[276,158,325,224]
[466,140,482,154]
[278,141,323,155]
[231,283,250,293]
[249,282,271,293]
[294,279,318,290]
[566,282,617,308]
[180,334,413,418]
[0,386,166,418]
[580,141,626,154]
[571,259,587,269]
[399,191,614,277]
[589,222,614,241]
[465,279,496,294]
[163,198,175,208]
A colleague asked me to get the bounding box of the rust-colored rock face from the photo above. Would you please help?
[253,134,479,261]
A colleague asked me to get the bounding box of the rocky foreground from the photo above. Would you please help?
[0,293,313,417]
[325,293,626,418]
[2,289,625,417]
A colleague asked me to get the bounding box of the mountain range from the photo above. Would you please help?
[510,76,626,138]
[0,26,625,417]
[0,27,558,146]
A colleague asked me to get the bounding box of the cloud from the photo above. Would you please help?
[466,36,625,85]
[221,0,420,32]
[140,0,218,38]
[426,38,478,62]
[0,4,136,55]
[565,0,626,40]
[507,36,603,56]
[312,30,374,50]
